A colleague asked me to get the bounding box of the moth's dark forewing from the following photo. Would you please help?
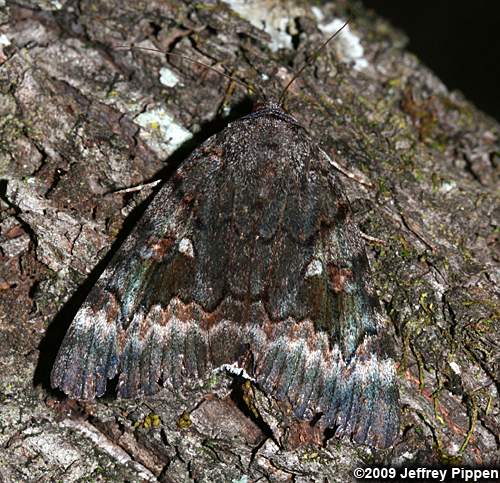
[51,105,399,447]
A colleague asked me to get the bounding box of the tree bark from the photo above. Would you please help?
[0,0,498,481]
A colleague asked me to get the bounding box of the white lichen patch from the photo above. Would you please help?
[312,9,369,71]
[305,259,323,278]
[178,237,194,258]
[0,34,11,47]
[224,0,306,51]
[23,429,82,468]
[135,108,192,158]
[35,0,64,10]
[394,450,417,466]
[440,180,457,193]
[159,67,180,87]
[310,6,324,22]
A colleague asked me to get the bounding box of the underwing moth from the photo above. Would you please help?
[51,95,400,447]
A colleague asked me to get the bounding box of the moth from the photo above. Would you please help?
[51,27,400,449]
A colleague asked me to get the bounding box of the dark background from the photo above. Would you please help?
[362,1,500,122]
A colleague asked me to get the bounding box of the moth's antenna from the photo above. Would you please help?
[278,19,350,107]
[114,45,260,97]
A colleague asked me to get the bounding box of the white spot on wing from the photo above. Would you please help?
[305,259,323,278]
[178,238,194,258]
[449,361,461,375]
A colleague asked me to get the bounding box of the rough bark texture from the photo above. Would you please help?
[0,0,498,481]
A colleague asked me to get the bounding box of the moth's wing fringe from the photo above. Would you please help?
[51,294,399,448]
[51,304,120,400]
[249,320,400,448]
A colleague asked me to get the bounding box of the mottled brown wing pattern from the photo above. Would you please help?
[51,104,399,448]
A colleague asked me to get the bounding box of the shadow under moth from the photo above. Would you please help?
[51,99,400,448]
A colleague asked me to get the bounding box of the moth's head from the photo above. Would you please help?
[242,98,301,127]
[251,99,283,113]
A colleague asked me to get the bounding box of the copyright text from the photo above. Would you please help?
[353,466,499,481]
